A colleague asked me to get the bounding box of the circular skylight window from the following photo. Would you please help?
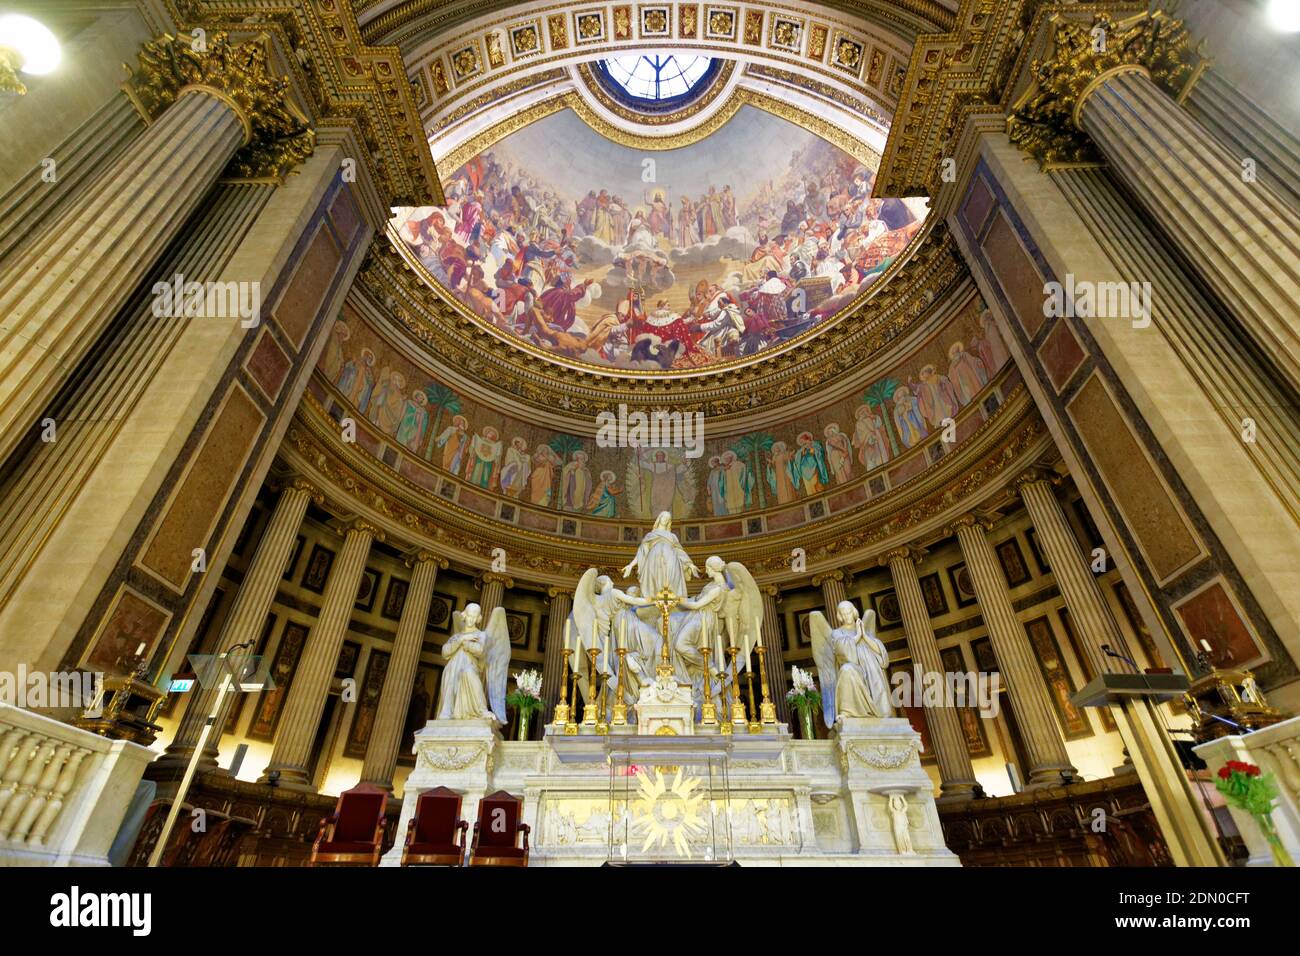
[601,53,714,101]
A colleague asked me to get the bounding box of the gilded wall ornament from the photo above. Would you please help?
[123,31,315,180]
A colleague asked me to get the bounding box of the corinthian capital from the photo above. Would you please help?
[1007,10,1206,167]
[123,31,315,178]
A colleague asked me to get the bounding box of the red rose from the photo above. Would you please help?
[1218,767,1231,779]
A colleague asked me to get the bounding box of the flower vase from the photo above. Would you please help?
[1257,813,1295,867]
[517,709,533,741]
[798,704,815,740]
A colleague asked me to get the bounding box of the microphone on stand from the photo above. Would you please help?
[1100,643,1139,672]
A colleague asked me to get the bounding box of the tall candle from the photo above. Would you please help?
[564,616,572,653]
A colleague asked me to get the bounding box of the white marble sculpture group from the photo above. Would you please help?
[435,511,894,730]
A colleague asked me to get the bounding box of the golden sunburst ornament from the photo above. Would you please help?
[631,767,709,858]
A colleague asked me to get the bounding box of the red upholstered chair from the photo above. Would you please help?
[311,783,388,866]
[469,790,530,867]
[401,787,468,867]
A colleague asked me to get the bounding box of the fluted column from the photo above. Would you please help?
[1015,473,1224,864]
[360,551,445,789]
[813,569,848,619]
[478,572,513,616]
[159,477,321,772]
[541,588,573,720]
[1008,11,1300,392]
[759,585,789,725]
[0,33,313,465]
[260,519,381,789]
[885,546,980,801]
[1014,473,1131,677]
[953,515,1076,787]
[1079,70,1300,391]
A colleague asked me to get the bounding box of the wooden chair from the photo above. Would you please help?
[469,790,530,867]
[310,783,387,866]
[401,787,468,866]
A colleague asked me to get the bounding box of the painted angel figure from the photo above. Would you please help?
[620,511,699,599]
[435,602,510,724]
[809,601,893,726]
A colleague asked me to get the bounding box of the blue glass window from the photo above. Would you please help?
[601,53,713,101]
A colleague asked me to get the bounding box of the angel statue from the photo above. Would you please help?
[669,556,762,708]
[570,568,650,706]
[621,511,699,599]
[435,602,511,724]
[809,601,893,726]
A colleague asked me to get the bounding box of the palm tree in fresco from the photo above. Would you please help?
[421,382,461,460]
[863,377,902,458]
[549,434,583,464]
[732,431,774,509]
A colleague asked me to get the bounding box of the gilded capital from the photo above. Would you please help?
[343,518,385,542]
[123,32,315,179]
[286,476,325,506]
[882,545,922,566]
[812,569,845,587]
[1011,467,1055,493]
[481,571,514,589]
[406,549,446,570]
[1007,11,1206,167]
[949,513,992,535]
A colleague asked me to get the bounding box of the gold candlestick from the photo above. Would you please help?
[745,664,761,734]
[755,642,777,724]
[596,665,609,734]
[719,670,733,735]
[699,646,717,725]
[553,650,571,726]
[566,668,580,734]
[584,647,599,725]
[613,647,628,726]
[727,646,746,724]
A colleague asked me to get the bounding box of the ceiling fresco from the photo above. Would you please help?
[391,102,927,372]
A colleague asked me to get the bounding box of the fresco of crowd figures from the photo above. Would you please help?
[392,106,928,371]
[321,297,1010,521]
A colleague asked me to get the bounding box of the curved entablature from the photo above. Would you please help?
[358,218,965,405]
[301,270,1034,583]
[281,369,1048,586]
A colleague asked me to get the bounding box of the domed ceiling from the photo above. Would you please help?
[389,55,927,373]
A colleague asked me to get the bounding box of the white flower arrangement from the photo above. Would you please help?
[785,665,821,715]
[511,668,543,701]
